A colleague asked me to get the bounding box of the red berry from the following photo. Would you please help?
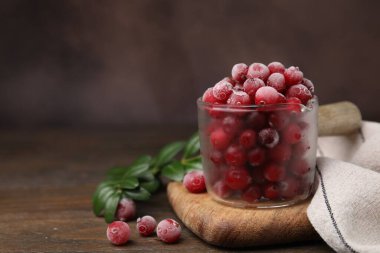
[247,63,270,81]
[248,147,266,166]
[279,177,301,199]
[258,128,279,148]
[209,150,224,165]
[213,180,231,198]
[284,66,304,85]
[183,170,206,193]
[263,183,280,200]
[231,63,248,83]
[136,215,157,237]
[277,93,287,103]
[222,115,243,135]
[269,144,292,162]
[285,97,302,112]
[222,76,237,86]
[254,86,279,105]
[283,123,302,144]
[202,87,221,104]
[239,130,257,149]
[268,61,285,74]
[210,128,231,150]
[289,159,310,177]
[246,111,267,130]
[107,221,131,245]
[157,219,181,244]
[225,167,251,190]
[242,185,262,202]
[286,84,312,105]
[206,119,222,135]
[303,78,315,94]
[251,167,266,184]
[293,141,310,157]
[224,144,247,166]
[243,78,265,100]
[264,163,286,182]
[227,90,251,105]
[116,198,136,221]
[268,111,290,130]
[212,80,233,102]
[267,73,286,92]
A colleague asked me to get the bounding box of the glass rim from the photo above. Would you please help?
[197,96,318,111]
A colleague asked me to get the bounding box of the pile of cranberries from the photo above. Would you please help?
[199,62,316,204]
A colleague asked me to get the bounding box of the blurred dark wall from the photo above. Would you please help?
[0,0,379,127]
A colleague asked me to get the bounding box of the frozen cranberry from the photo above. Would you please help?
[213,180,231,198]
[268,61,285,74]
[247,63,270,81]
[227,90,251,105]
[239,130,257,149]
[258,128,279,148]
[279,177,301,199]
[289,159,310,177]
[209,150,224,165]
[283,123,302,144]
[269,144,292,162]
[202,87,221,104]
[210,128,231,150]
[286,84,312,105]
[264,163,286,182]
[284,66,304,85]
[243,78,265,100]
[285,97,302,112]
[206,119,222,135]
[106,221,131,245]
[136,215,157,236]
[157,219,181,244]
[293,141,310,157]
[224,144,247,166]
[242,185,262,202]
[277,93,287,103]
[222,76,237,86]
[233,84,244,91]
[183,170,206,193]
[254,86,279,105]
[303,78,315,94]
[212,80,233,102]
[246,111,267,130]
[267,73,286,92]
[268,111,290,130]
[251,166,266,184]
[263,183,280,200]
[225,167,251,190]
[231,63,248,83]
[222,115,243,135]
[248,148,266,166]
[116,198,136,221]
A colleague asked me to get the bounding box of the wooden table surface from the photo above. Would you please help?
[0,128,334,252]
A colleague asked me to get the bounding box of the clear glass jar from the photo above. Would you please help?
[197,97,318,208]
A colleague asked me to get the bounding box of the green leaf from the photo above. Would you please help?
[92,182,115,216]
[155,141,186,167]
[141,178,160,193]
[123,155,151,178]
[106,166,128,180]
[118,177,139,189]
[124,187,151,201]
[183,158,203,172]
[104,193,121,223]
[139,170,155,181]
[162,161,185,181]
[183,133,200,159]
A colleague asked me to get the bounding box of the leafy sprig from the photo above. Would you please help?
[92,133,201,223]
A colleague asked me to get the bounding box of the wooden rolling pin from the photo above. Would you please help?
[167,101,362,248]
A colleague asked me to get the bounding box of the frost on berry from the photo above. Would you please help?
[247,63,270,81]
[157,219,182,243]
[254,86,279,105]
[116,198,136,221]
[284,66,304,85]
[136,215,157,236]
[227,90,251,105]
[258,128,279,148]
[106,221,131,245]
[243,78,265,100]
[231,63,248,83]
[212,80,233,102]
[268,61,285,74]
[267,73,286,92]
[183,170,206,193]
[286,84,312,105]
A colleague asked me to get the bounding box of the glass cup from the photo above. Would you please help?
[197,97,318,208]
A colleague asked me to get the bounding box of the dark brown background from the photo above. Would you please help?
[0,0,379,128]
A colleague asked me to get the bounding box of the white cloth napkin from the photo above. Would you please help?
[307,121,380,253]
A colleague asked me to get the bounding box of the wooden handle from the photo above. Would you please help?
[318,101,362,136]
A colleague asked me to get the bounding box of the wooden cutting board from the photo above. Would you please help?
[167,101,362,248]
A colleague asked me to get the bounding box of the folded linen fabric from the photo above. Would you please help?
[307,121,380,253]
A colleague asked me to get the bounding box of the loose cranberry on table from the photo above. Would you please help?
[136,215,157,236]
[183,170,206,193]
[116,198,136,221]
[157,219,182,244]
[106,221,131,245]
